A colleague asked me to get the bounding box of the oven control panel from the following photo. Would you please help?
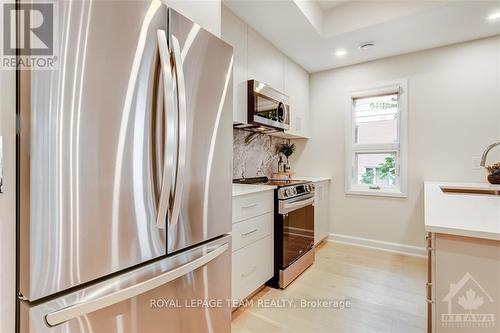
[277,183,315,200]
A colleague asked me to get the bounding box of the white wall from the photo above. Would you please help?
[0,66,16,333]
[291,36,500,248]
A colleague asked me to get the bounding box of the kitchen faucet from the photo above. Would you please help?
[480,142,500,167]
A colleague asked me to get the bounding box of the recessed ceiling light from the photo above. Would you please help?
[487,11,500,21]
[359,41,375,50]
[333,49,347,57]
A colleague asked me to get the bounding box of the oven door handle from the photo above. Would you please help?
[281,197,315,214]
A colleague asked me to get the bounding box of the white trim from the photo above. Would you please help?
[350,85,400,99]
[328,233,426,258]
[345,78,409,198]
[345,187,407,198]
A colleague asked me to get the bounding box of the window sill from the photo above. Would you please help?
[346,187,407,198]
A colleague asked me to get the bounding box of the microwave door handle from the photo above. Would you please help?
[170,35,187,227]
[155,30,176,229]
[45,242,229,327]
[282,197,314,214]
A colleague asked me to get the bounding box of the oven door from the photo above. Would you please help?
[279,194,315,268]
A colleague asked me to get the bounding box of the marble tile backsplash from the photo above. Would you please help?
[233,128,288,179]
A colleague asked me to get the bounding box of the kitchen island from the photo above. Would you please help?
[424,182,500,333]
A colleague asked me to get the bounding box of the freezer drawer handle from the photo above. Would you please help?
[45,242,229,327]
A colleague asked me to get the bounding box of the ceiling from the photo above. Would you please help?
[223,0,500,73]
[316,0,349,11]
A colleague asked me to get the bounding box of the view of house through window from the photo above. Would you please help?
[347,85,406,196]
[354,93,398,145]
[356,152,397,186]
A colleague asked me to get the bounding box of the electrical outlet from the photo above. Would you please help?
[472,157,482,170]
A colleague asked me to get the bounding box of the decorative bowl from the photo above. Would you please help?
[487,174,500,185]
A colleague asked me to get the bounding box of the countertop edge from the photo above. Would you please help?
[292,176,332,183]
[425,225,500,241]
[232,184,277,197]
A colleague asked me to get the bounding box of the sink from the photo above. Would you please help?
[440,185,500,196]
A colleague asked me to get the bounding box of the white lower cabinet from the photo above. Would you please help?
[313,180,330,245]
[232,212,273,252]
[428,233,500,333]
[231,190,274,303]
[232,235,274,302]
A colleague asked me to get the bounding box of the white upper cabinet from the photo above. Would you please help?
[221,6,247,124]
[284,58,310,138]
[168,0,221,37]
[221,6,310,138]
[247,27,285,93]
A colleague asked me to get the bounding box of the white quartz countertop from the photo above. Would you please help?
[292,176,332,183]
[232,184,277,197]
[424,181,500,241]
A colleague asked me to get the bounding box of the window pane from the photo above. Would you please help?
[356,152,397,186]
[354,94,398,144]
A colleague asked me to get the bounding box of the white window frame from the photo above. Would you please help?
[345,79,408,198]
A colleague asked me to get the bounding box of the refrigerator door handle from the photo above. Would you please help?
[45,242,229,327]
[0,136,3,193]
[170,35,187,226]
[155,29,176,229]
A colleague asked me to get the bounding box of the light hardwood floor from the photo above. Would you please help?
[232,242,427,333]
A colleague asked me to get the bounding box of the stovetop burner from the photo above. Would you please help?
[233,177,310,187]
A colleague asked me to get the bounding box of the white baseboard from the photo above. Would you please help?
[328,233,426,258]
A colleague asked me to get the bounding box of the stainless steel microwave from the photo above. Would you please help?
[247,80,290,131]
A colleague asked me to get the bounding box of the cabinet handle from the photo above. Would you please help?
[426,298,434,304]
[426,282,433,287]
[241,266,257,278]
[426,246,434,251]
[242,203,258,209]
[241,229,258,237]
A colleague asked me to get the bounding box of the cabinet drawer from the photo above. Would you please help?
[232,212,273,252]
[232,191,274,223]
[232,235,273,301]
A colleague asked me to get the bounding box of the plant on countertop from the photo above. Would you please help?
[486,162,500,175]
[485,162,500,184]
[279,143,296,172]
[279,143,296,158]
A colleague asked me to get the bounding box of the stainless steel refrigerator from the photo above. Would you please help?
[17,1,233,332]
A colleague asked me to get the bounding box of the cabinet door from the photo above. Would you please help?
[320,181,329,241]
[434,234,500,333]
[313,181,330,245]
[232,235,274,301]
[284,58,309,138]
[247,27,284,92]
[314,183,323,245]
[221,6,247,124]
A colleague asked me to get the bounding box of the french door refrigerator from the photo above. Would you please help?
[17,1,233,332]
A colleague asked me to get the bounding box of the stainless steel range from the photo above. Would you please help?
[233,177,315,288]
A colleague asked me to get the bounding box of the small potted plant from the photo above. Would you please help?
[485,162,500,184]
[279,143,296,172]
